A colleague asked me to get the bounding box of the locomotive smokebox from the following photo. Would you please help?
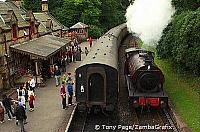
[137,71,160,92]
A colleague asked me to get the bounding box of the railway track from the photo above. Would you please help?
[162,108,179,132]
[135,108,177,132]
[117,34,140,132]
[68,110,88,132]
[68,109,115,132]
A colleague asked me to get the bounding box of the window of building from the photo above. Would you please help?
[30,22,35,35]
[12,24,17,40]
[0,56,5,66]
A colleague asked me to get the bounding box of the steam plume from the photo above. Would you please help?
[126,0,175,45]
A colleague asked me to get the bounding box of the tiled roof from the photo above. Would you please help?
[70,22,89,29]
[10,35,71,60]
[33,12,68,33]
[0,14,10,30]
[0,1,29,29]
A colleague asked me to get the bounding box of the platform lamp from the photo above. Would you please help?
[4,53,14,89]
[3,34,14,89]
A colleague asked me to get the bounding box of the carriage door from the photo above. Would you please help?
[88,73,104,102]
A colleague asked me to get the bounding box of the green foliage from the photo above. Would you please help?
[157,8,200,74]
[88,25,103,38]
[155,58,200,132]
[48,0,64,11]
[22,0,130,38]
[172,0,200,13]
[48,0,129,38]
[22,0,41,12]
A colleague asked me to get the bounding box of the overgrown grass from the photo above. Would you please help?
[155,58,200,132]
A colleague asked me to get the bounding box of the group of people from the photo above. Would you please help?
[51,37,93,87]
[50,61,75,109]
[17,77,36,112]
[1,37,93,128]
[60,73,74,109]
[0,76,36,132]
[0,94,27,132]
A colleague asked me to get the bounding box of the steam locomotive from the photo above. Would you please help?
[124,47,168,108]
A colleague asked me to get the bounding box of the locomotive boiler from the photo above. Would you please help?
[125,48,168,108]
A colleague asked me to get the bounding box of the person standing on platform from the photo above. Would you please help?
[14,102,27,132]
[61,74,67,83]
[71,40,75,51]
[65,49,69,65]
[29,76,36,92]
[67,81,74,106]
[76,47,81,61]
[17,86,25,102]
[28,91,35,112]
[60,81,66,109]
[2,94,15,120]
[67,73,73,82]
[54,66,61,87]
[68,49,73,63]
[88,37,93,48]
[72,49,76,62]
[61,56,66,72]
[49,65,55,77]
[24,82,29,104]
[85,47,89,56]
[73,37,78,47]
[0,103,5,123]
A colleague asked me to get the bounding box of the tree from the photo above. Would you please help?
[157,8,200,74]
[22,0,41,12]
[172,0,200,13]
[22,0,130,38]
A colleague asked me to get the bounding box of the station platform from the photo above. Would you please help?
[0,41,95,132]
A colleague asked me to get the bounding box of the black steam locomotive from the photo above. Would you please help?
[124,47,168,108]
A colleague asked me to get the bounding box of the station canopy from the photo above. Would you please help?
[10,35,70,60]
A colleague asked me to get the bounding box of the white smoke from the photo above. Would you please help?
[126,0,175,45]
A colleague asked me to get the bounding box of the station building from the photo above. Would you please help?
[69,22,89,41]
[0,0,69,90]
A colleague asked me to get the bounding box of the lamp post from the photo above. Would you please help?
[4,54,14,88]
[3,34,14,88]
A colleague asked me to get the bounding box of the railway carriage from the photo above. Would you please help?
[75,24,128,111]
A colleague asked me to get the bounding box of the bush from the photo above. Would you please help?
[157,8,200,74]
[88,25,103,38]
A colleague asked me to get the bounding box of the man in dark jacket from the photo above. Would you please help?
[2,94,15,120]
[14,102,27,132]
[67,81,74,105]
[54,66,61,86]
[61,56,66,72]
